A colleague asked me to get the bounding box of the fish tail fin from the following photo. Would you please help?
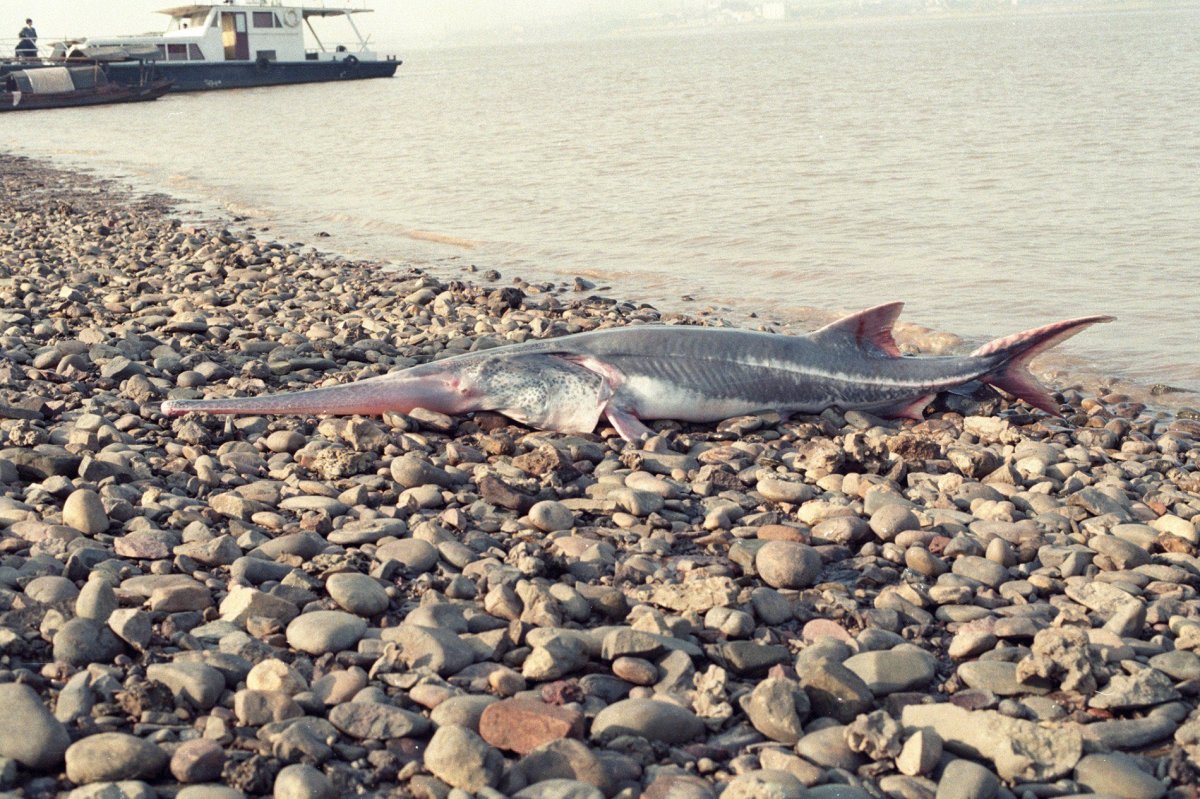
[970,315,1114,414]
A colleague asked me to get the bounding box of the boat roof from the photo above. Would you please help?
[158,5,375,18]
[67,44,162,61]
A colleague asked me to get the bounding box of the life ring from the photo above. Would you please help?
[283,9,300,27]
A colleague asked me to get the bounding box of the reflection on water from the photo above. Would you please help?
[5,7,1199,396]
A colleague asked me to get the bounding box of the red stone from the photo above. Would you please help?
[478,697,584,755]
[756,524,809,543]
[801,619,853,643]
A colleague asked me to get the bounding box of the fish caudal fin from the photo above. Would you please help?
[970,315,1115,414]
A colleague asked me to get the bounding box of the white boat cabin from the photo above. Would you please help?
[53,3,383,65]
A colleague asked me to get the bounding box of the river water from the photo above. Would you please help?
[4,6,1199,398]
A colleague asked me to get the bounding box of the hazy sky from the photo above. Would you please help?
[0,1,665,51]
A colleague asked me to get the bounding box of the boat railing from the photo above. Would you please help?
[1,38,46,61]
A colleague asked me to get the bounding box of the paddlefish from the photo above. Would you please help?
[161,303,1113,441]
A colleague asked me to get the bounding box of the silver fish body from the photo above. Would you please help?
[162,303,1113,441]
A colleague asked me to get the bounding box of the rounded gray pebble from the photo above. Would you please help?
[513,779,605,799]
[63,488,109,534]
[935,758,1000,799]
[285,610,367,655]
[591,698,704,744]
[424,725,503,791]
[274,763,335,799]
[374,538,438,572]
[65,732,168,784]
[754,540,822,589]
[529,500,576,532]
[325,572,389,617]
[54,618,125,666]
[75,575,118,622]
[1074,752,1166,799]
[0,683,71,770]
[722,769,807,799]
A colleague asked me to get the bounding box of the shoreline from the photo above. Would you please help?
[1,155,1199,798]
[18,149,1196,415]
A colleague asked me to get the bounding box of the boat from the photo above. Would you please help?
[2,63,172,111]
[44,2,399,92]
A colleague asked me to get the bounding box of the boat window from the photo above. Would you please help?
[252,11,281,28]
[167,43,188,61]
[188,44,204,60]
[256,50,277,61]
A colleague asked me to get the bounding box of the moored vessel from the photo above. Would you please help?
[2,62,172,111]
[25,3,399,92]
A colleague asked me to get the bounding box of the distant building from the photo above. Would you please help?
[761,2,787,19]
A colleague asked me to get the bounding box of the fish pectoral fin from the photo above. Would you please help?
[604,404,653,443]
[810,302,905,358]
[876,394,936,420]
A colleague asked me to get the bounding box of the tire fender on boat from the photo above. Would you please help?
[343,55,358,67]
[256,55,271,71]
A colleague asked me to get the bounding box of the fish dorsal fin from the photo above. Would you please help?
[810,302,905,357]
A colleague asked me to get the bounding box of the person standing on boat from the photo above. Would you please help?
[15,18,37,58]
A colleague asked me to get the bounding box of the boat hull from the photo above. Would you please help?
[1,79,172,111]
[104,58,398,92]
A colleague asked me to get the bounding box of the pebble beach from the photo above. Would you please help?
[1,154,1199,799]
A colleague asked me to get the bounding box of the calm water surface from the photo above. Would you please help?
[5,7,1199,396]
